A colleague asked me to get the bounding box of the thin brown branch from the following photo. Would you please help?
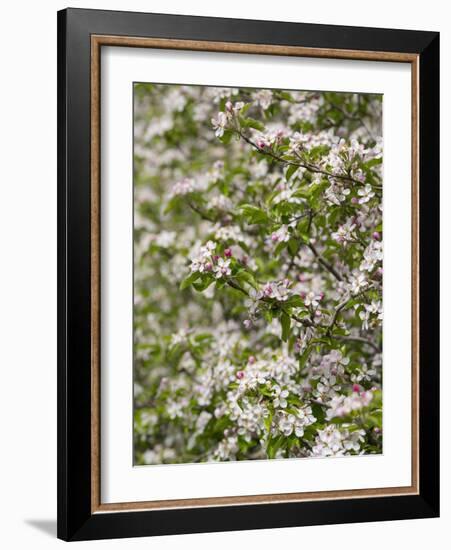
[334,335,381,353]
[307,242,343,282]
[235,129,363,186]
[226,280,249,296]
[187,201,216,223]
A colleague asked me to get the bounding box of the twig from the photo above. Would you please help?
[334,335,381,353]
[235,129,364,187]
[326,285,376,336]
[187,201,216,223]
[307,242,343,282]
[327,296,351,334]
[226,280,249,296]
[288,311,315,328]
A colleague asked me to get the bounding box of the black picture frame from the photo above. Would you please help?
[57,7,439,541]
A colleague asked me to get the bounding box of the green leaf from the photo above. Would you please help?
[285,295,304,308]
[179,271,201,290]
[278,91,294,102]
[263,310,273,323]
[367,410,382,428]
[241,117,265,131]
[365,157,383,169]
[267,435,285,459]
[328,207,343,227]
[274,240,287,257]
[192,276,215,292]
[219,129,234,144]
[239,204,269,224]
[311,403,326,423]
[264,411,273,432]
[163,196,180,214]
[298,346,312,370]
[280,312,291,342]
[285,164,299,182]
[235,270,259,289]
[287,238,299,256]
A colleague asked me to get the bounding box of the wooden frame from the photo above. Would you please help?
[58,7,439,541]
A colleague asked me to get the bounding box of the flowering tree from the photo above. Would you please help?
[133,84,383,465]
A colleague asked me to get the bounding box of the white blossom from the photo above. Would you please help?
[326,391,374,420]
[332,219,356,245]
[253,89,273,110]
[360,240,383,272]
[272,385,289,409]
[348,271,369,294]
[211,111,229,137]
[213,257,232,279]
[357,184,375,204]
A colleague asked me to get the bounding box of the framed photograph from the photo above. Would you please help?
[57,8,439,541]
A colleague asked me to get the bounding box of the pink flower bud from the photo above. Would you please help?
[300,291,307,300]
[372,231,381,240]
[205,262,213,271]
[225,101,233,112]
[236,371,245,380]
[315,310,322,318]
[352,384,360,393]
[213,255,220,262]
[319,292,324,300]
[351,197,359,204]
[271,233,279,242]
[224,248,232,258]
[264,286,273,297]
[248,356,256,364]
[298,273,307,282]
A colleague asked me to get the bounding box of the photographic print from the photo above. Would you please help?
[133,83,383,466]
[58,12,440,539]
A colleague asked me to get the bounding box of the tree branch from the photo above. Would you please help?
[235,129,363,187]
[187,201,216,223]
[334,335,381,353]
[307,242,343,282]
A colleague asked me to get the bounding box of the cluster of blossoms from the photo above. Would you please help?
[311,426,366,457]
[133,83,383,465]
[262,280,292,301]
[276,406,316,437]
[169,176,207,198]
[189,241,233,280]
[326,388,374,420]
[211,100,245,137]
